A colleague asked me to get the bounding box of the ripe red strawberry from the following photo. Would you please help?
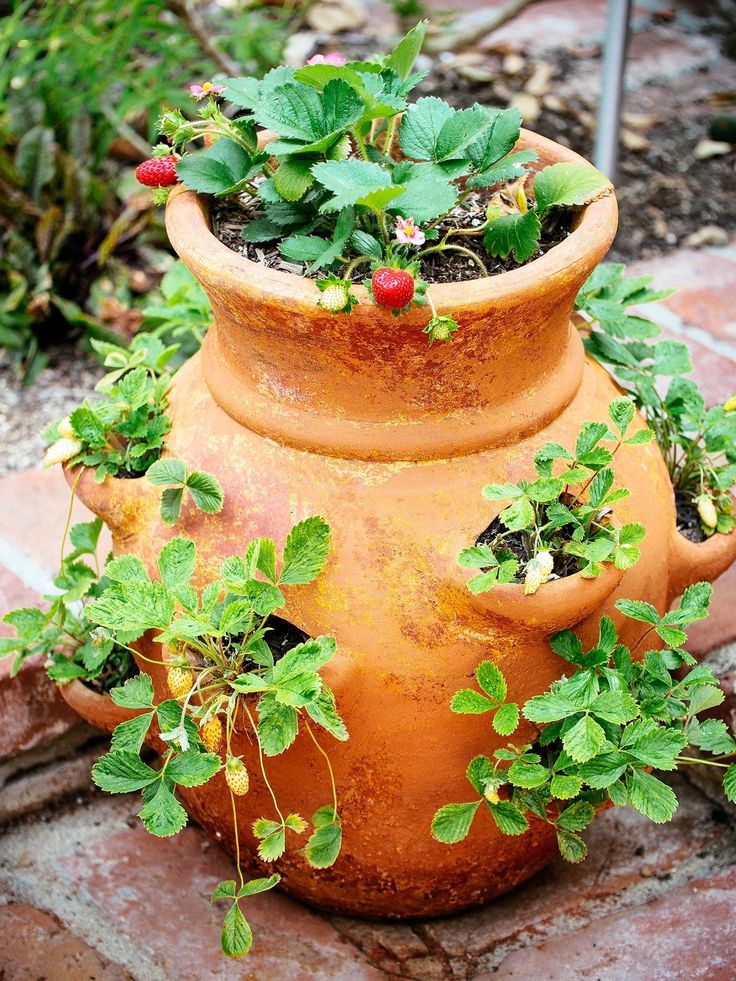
[372,267,415,310]
[135,155,178,187]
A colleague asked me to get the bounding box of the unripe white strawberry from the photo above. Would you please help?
[43,437,82,467]
[696,494,718,529]
[225,757,249,796]
[319,283,349,313]
[57,416,75,439]
[200,715,222,753]
[524,550,554,595]
[167,663,192,700]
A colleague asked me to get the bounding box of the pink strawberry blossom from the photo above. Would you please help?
[306,52,347,67]
[395,217,426,246]
[189,81,226,99]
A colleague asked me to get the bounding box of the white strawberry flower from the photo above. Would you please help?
[523,550,554,595]
[160,725,190,753]
[43,437,82,468]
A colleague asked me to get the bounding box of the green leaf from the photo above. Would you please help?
[110,712,154,754]
[138,780,188,837]
[724,765,736,804]
[476,660,507,702]
[499,495,535,531]
[185,471,224,513]
[157,538,196,589]
[176,139,256,197]
[627,769,678,823]
[146,458,186,486]
[625,726,686,770]
[388,162,458,223]
[311,159,403,212]
[550,774,583,799]
[272,157,315,202]
[489,800,529,836]
[563,715,606,763]
[69,519,103,555]
[306,688,349,742]
[385,20,427,79]
[466,755,495,796]
[70,406,106,447]
[256,79,364,154]
[523,692,581,723]
[590,689,639,724]
[16,126,56,202]
[238,873,281,898]
[431,801,481,843]
[256,825,286,861]
[350,230,383,260]
[257,694,298,756]
[507,760,550,788]
[104,555,150,585]
[577,751,628,788]
[304,808,342,867]
[279,516,331,585]
[483,210,541,264]
[211,880,237,901]
[556,800,594,832]
[398,96,453,160]
[465,107,523,172]
[221,902,253,959]
[533,162,612,218]
[608,397,636,435]
[110,673,154,709]
[450,689,495,714]
[467,150,536,190]
[86,581,174,633]
[92,751,159,793]
[615,598,660,625]
[166,750,222,787]
[160,488,184,525]
[556,829,588,863]
[435,106,493,162]
[493,702,520,736]
[482,483,524,500]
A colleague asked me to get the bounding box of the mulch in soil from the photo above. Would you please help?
[476,511,582,581]
[212,191,573,284]
[675,489,708,543]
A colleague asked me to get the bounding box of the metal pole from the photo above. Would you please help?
[594,0,633,182]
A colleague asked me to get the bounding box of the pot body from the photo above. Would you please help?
[71,131,736,918]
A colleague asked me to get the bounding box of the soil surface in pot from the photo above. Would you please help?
[83,646,138,695]
[675,489,708,544]
[476,513,581,580]
[223,615,309,671]
[212,192,573,283]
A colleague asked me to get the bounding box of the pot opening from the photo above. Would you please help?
[79,645,138,696]
[675,489,709,544]
[223,615,310,671]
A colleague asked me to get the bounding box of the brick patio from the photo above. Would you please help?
[2,1,736,978]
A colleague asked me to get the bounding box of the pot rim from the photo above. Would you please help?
[165,127,617,313]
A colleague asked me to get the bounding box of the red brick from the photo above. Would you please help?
[419,776,729,965]
[633,249,736,343]
[0,467,107,575]
[490,867,736,979]
[58,825,385,979]
[687,563,736,657]
[0,902,129,980]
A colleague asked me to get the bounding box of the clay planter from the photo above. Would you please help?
[68,129,736,918]
[58,678,143,734]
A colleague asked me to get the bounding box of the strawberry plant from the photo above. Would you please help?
[82,518,347,959]
[433,582,736,860]
[0,518,137,688]
[140,21,613,342]
[576,264,736,537]
[459,398,652,595]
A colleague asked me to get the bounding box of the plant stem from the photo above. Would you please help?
[304,717,338,817]
[244,702,285,825]
[417,243,489,277]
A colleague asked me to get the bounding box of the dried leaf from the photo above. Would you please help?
[693,139,733,160]
[525,61,555,97]
[683,225,728,248]
[502,53,525,75]
[305,0,366,33]
[621,128,650,152]
[508,92,541,124]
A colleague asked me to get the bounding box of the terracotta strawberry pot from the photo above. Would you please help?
[67,129,736,917]
[58,678,143,734]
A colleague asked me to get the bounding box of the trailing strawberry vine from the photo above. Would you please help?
[138,21,613,342]
[433,583,736,860]
[83,518,346,959]
[575,263,736,536]
[459,398,652,595]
